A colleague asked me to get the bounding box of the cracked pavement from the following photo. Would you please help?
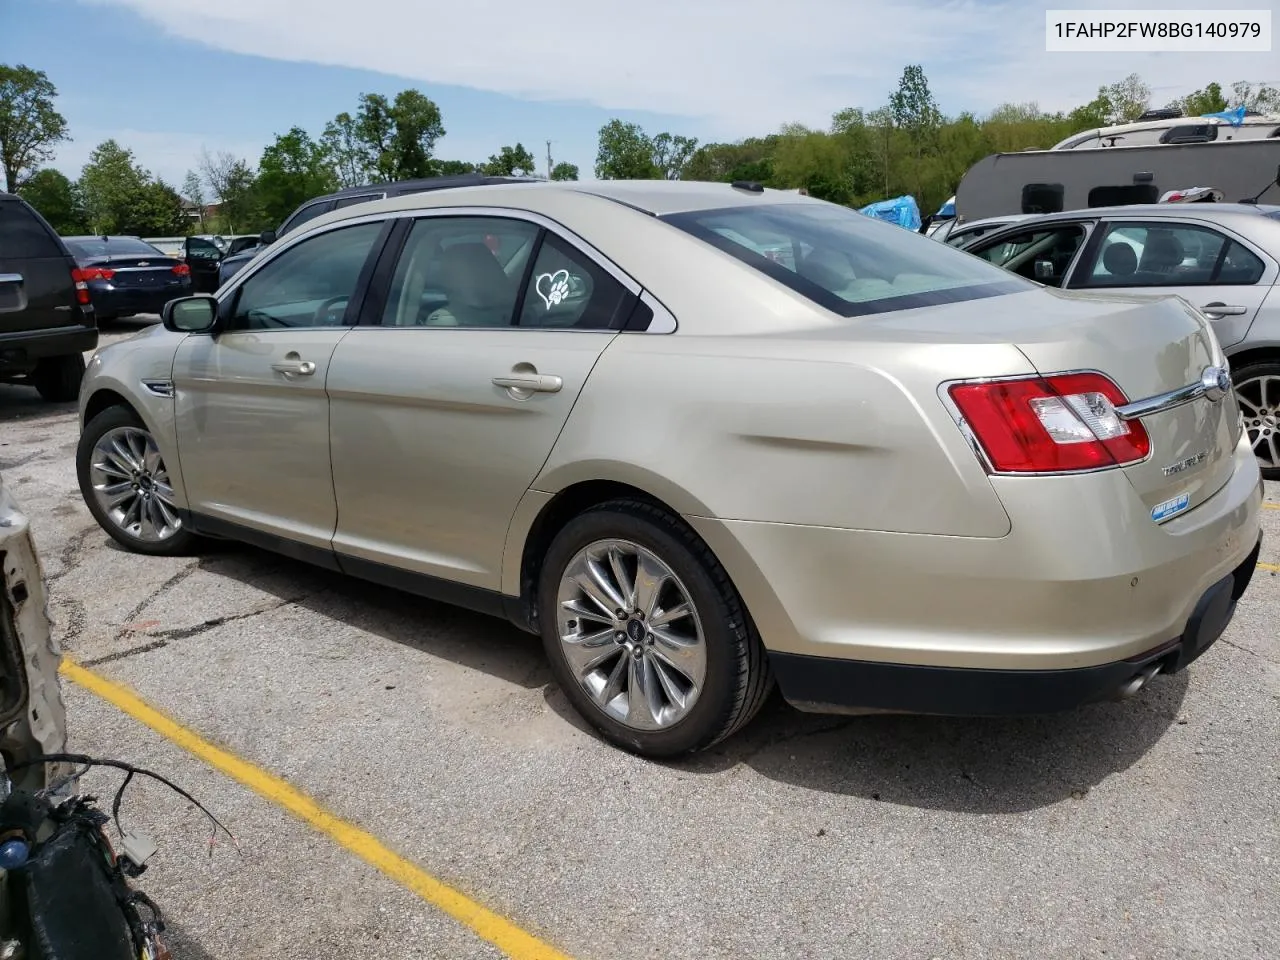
[1,317,1279,959]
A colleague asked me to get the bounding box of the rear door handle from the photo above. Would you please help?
[492,374,563,394]
[271,359,316,377]
[1201,302,1248,317]
[0,273,26,314]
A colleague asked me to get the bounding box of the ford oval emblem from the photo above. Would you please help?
[1201,365,1231,402]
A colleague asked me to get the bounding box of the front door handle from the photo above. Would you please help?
[271,358,316,377]
[492,373,563,394]
[1201,302,1249,317]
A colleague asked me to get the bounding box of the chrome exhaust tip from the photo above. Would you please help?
[1114,664,1161,701]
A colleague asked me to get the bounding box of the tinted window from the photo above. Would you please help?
[969,226,1087,288]
[664,203,1030,317]
[381,217,539,327]
[280,200,334,237]
[332,193,383,210]
[1087,185,1160,207]
[1160,124,1218,144]
[185,236,222,261]
[1021,183,1063,214]
[1,202,63,258]
[230,222,382,331]
[517,232,630,330]
[65,236,163,258]
[1074,222,1265,287]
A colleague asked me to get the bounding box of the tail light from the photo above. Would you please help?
[70,268,91,305]
[172,263,190,276]
[948,372,1150,473]
[74,266,115,281]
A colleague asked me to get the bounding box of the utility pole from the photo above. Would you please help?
[546,140,554,180]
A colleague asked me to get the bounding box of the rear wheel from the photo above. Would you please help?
[537,499,772,757]
[31,354,85,403]
[77,405,199,556]
[1233,362,1280,480]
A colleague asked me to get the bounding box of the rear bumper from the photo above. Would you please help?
[0,324,97,371]
[89,282,188,316]
[769,533,1261,715]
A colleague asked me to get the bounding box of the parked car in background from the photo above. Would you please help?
[932,213,1037,246]
[0,193,97,402]
[962,203,1280,478]
[63,236,192,323]
[143,237,186,259]
[215,173,534,286]
[76,179,1262,757]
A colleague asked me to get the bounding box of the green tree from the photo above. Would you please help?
[198,148,260,233]
[651,132,698,180]
[17,168,85,233]
[772,127,853,205]
[321,111,369,188]
[256,127,337,226]
[1230,81,1280,113]
[889,65,942,197]
[182,170,206,231]
[483,143,537,177]
[354,90,446,181]
[78,139,150,233]
[435,159,481,176]
[1173,82,1228,116]
[550,161,579,181]
[129,179,187,236]
[595,120,659,179]
[1101,73,1151,122]
[0,64,70,192]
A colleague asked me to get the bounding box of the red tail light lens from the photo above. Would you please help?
[70,268,91,305]
[948,372,1150,473]
[74,266,115,281]
[172,263,190,276]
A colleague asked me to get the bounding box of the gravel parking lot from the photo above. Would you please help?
[2,316,1278,960]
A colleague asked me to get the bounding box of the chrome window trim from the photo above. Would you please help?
[1070,217,1276,289]
[217,204,678,334]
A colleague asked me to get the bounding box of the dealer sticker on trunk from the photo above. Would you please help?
[1152,493,1191,523]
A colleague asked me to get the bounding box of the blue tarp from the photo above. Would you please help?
[858,195,922,231]
[935,196,956,218]
[1200,105,1247,127]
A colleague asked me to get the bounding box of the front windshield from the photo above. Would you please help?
[65,236,163,258]
[663,202,1031,317]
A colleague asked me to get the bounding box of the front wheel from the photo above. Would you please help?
[31,354,85,403]
[1233,362,1280,480]
[76,405,200,556]
[537,499,772,757]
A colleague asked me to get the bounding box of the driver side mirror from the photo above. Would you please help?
[259,228,277,246]
[162,295,219,334]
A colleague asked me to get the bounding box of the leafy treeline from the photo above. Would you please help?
[3,60,1278,238]
[594,69,1280,215]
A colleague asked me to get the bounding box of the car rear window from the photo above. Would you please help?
[663,203,1031,317]
[66,237,163,257]
[0,200,63,258]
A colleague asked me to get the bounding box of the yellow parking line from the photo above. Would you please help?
[1258,562,1280,573]
[1263,502,1280,511]
[59,659,573,960]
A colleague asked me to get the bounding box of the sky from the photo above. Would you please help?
[3,0,1278,191]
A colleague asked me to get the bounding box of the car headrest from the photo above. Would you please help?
[1102,242,1137,277]
[437,243,512,309]
[1140,232,1184,271]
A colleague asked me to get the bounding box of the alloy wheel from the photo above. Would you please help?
[1236,374,1280,469]
[88,426,182,542]
[555,539,707,731]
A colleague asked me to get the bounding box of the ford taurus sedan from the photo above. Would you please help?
[74,180,1264,757]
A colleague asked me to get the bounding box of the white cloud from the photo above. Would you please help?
[81,0,1279,138]
[52,128,267,192]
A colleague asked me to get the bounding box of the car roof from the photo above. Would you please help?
[1005,203,1280,225]
[321,174,535,202]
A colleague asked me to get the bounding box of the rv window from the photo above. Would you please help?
[1087,185,1160,207]
[1021,183,1064,214]
[1159,124,1218,145]
[1072,222,1265,288]
[967,225,1087,288]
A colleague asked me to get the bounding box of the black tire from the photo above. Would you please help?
[537,499,773,757]
[76,405,201,556]
[31,354,85,403]
[1233,361,1280,481]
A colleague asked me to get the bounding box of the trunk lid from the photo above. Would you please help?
[1008,289,1240,519]
[79,255,183,289]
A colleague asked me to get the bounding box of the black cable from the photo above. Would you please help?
[10,753,238,854]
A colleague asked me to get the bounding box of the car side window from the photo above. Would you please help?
[0,201,63,258]
[968,226,1086,288]
[1074,222,1265,288]
[516,232,631,330]
[228,222,382,331]
[185,237,222,261]
[380,217,540,327]
[279,200,334,238]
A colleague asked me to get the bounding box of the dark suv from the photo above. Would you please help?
[0,193,97,402]
[216,174,535,286]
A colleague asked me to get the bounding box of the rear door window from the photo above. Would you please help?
[332,193,384,210]
[279,199,335,237]
[664,203,1030,317]
[0,201,63,258]
[1072,222,1265,287]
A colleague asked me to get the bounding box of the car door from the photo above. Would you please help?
[171,219,387,557]
[1063,219,1276,348]
[326,213,638,590]
[183,236,224,293]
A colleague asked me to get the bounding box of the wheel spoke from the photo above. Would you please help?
[575,560,625,618]
[97,481,135,509]
[109,437,142,473]
[650,600,691,628]
[1236,392,1261,415]
[632,554,668,620]
[94,456,133,481]
[561,597,613,626]
[607,547,635,609]
[625,656,659,728]
[88,426,183,543]
[650,654,691,711]
[561,627,620,677]
[1268,433,1280,468]
[595,654,628,709]
[651,627,707,683]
